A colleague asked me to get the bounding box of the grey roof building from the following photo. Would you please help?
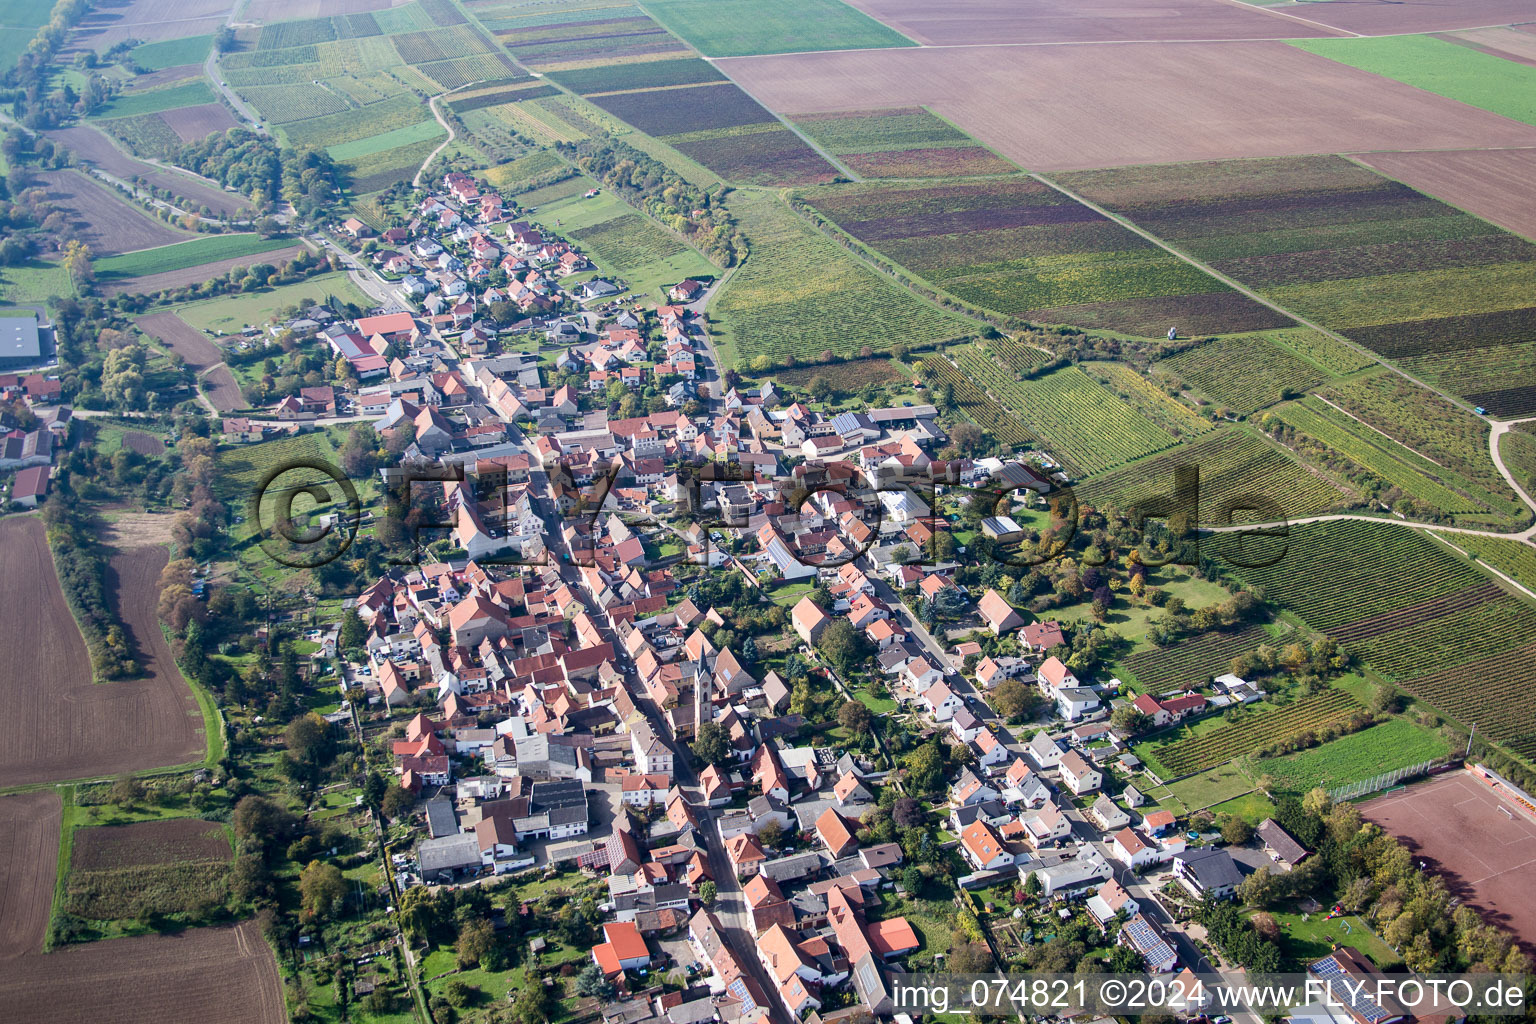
[418,833,481,881]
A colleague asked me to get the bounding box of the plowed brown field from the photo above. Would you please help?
[0,791,61,960]
[72,818,232,872]
[70,0,236,47]
[1262,0,1536,36]
[1354,148,1536,243]
[0,920,287,1024]
[839,0,1340,44]
[46,125,248,216]
[159,103,238,143]
[720,42,1536,171]
[0,518,203,786]
[38,170,191,256]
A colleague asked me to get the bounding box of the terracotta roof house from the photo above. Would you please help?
[814,807,859,858]
[977,589,1024,634]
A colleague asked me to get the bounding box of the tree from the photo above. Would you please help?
[901,865,924,895]
[1109,705,1151,735]
[1237,865,1280,908]
[1220,814,1253,845]
[903,742,945,794]
[110,774,146,808]
[1302,786,1332,819]
[991,679,1041,723]
[807,374,834,402]
[299,860,346,921]
[837,699,871,735]
[232,795,296,856]
[949,422,984,455]
[575,963,616,1001]
[285,712,334,769]
[457,918,496,968]
[698,881,717,907]
[817,619,868,676]
[948,941,992,973]
[381,784,415,822]
[62,240,93,286]
[1251,911,1281,941]
[892,796,924,828]
[691,721,728,766]
[757,820,785,848]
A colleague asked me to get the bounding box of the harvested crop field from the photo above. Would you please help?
[0,791,61,960]
[1361,771,1536,945]
[836,0,1340,44]
[137,312,221,371]
[101,244,306,298]
[0,519,202,786]
[0,919,286,1024]
[720,42,1536,172]
[1354,148,1536,243]
[46,126,248,216]
[72,818,231,872]
[157,103,238,142]
[1263,0,1536,36]
[70,0,236,48]
[37,171,191,256]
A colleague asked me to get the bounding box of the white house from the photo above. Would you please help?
[1058,749,1102,795]
[1027,731,1065,769]
[960,820,1014,872]
[920,680,964,722]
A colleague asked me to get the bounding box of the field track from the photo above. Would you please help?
[69,0,235,48]
[0,919,286,1024]
[1362,771,1536,947]
[838,0,1341,45]
[45,125,248,216]
[38,171,191,257]
[102,244,305,297]
[136,312,245,411]
[1354,148,1536,243]
[0,791,61,960]
[1263,0,1536,36]
[720,42,1536,171]
[0,519,202,786]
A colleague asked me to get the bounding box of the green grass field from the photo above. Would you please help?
[90,80,218,120]
[640,0,915,56]
[522,189,716,298]
[129,35,213,70]
[1292,34,1536,127]
[0,0,50,75]
[1164,762,1256,811]
[174,272,374,333]
[326,119,445,161]
[94,234,299,280]
[1255,717,1450,794]
[0,260,74,304]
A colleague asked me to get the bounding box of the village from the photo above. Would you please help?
[272,171,1346,1024]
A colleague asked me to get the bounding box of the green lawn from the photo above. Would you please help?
[643,0,917,56]
[326,119,446,162]
[1165,762,1256,812]
[856,690,899,715]
[1291,34,1536,126]
[173,272,375,333]
[520,188,717,300]
[1256,717,1450,795]
[129,34,213,70]
[1053,569,1233,647]
[90,80,219,119]
[94,234,298,279]
[1206,790,1276,824]
[1271,904,1398,968]
[0,260,74,304]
